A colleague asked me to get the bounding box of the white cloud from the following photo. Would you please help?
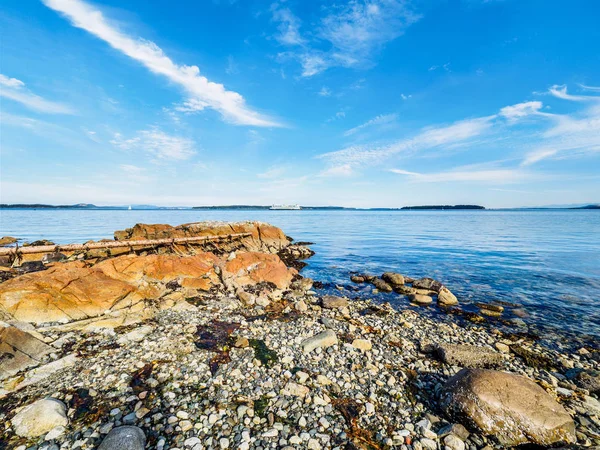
[111,128,196,161]
[225,55,239,75]
[119,164,145,174]
[548,84,600,102]
[499,101,543,121]
[0,73,73,114]
[43,0,281,127]
[271,0,421,77]
[318,87,332,97]
[0,74,25,89]
[344,113,397,137]
[401,93,411,100]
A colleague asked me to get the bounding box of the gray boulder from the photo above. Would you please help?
[98,426,146,450]
[382,272,405,286]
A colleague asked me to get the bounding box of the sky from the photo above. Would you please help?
[0,0,599,208]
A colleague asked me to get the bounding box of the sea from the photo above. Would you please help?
[1,209,599,349]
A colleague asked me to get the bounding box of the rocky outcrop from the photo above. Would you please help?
[441,369,576,446]
[113,221,290,254]
[0,250,296,327]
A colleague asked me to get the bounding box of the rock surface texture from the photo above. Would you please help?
[441,368,577,446]
[11,398,68,438]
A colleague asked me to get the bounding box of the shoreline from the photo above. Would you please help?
[0,222,599,449]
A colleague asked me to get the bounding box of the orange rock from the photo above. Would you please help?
[223,251,296,290]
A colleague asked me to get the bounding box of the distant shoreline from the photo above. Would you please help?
[0,203,598,211]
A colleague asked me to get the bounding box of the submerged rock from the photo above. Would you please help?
[409,293,433,305]
[441,368,576,446]
[372,278,393,292]
[437,287,458,306]
[382,272,405,286]
[11,398,68,438]
[98,426,146,450]
[412,277,443,292]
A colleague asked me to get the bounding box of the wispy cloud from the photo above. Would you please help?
[43,0,282,127]
[390,167,534,183]
[321,115,495,167]
[0,74,73,114]
[318,87,332,97]
[580,84,600,93]
[344,113,397,137]
[271,3,305,46]
[258,165,287,179]
[499,101,544,121]
[111,128,196,161]
[271,0,421,77]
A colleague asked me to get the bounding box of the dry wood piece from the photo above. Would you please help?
[0,233,252,256]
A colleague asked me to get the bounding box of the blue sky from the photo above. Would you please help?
[1,0,599,207]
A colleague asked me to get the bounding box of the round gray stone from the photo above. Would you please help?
[98,426,146,450]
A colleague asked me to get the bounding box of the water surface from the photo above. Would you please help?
[1,209,599,347]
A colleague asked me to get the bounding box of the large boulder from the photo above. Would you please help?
[11,398,68,438]
[0,324,53,380]
[114,221,290,253]
[412,277,443,292]
[441,369,576,446]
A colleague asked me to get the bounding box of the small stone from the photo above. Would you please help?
[180,420,193,431]
[495,342,510,353]
[219,437,230,449]
[319,417,330,429]
[365,402,375,415]
[98,426,146,450]
[444,434,465,450]
[282,381,310,397]
[301,330,338,353]
[176,411,189,420]
[234,337,249,348]
[352,339,372,351]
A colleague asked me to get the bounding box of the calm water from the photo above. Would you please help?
[1,209,599,347]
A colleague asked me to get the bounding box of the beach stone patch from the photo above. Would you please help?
[98,426,146,450]
[11,398,68,438]
[441,368,577,446]
[352,338,372,351]
[436,343,503,368]
[321,295,348,309]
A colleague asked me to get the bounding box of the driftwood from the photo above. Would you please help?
[0,233,252,256]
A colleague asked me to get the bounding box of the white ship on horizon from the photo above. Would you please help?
[269,204,301,210]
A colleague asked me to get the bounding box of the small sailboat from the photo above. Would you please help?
[128,205,132,210]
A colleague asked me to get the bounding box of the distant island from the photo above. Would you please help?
[401,205,485,210]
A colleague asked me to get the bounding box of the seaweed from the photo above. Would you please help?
[194,321,240,351]
[248,339,278,367]
[253,395,269,418]
[130,363,154,394]
[209,351,232,375]
[332,398,382,450]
